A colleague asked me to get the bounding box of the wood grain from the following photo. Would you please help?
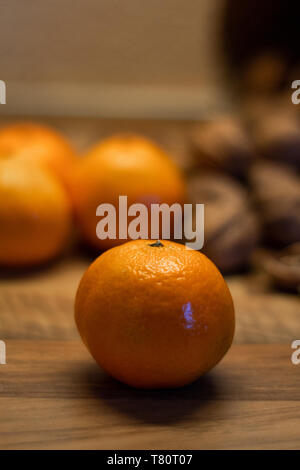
[0,341,299,449]
[0,254,86,340]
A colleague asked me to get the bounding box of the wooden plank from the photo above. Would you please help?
[0,255,87,341]
[0,341,299,449]
[229,273,300,344]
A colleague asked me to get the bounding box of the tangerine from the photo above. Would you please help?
[0,122,76,189]
[0,159,71,266]
[71,134,186,250]
[75,239,235,389]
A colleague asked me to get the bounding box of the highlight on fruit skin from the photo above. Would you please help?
[0,121,77,190]
[75,239,235,389]
[70,133,187,251]
[0,159,72,267]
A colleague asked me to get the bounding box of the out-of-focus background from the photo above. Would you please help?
[1,0,300,118]
[0,0,300,450]
[1,0,225,117]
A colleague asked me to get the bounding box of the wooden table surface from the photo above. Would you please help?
[0,117,299,450]
[0,341,299,450]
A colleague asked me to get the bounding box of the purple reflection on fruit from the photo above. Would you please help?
[182,301,195,329]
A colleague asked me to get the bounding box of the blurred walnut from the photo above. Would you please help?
[242,95,297,132]
[250,161,300,247]
[190,117,254,179]
[242,97,274,130]
[253,111,300,169]
[241,52,287,95]
[258,244,300,292]
[188,173,259,273]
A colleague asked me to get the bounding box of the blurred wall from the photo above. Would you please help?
[0,0,227,118]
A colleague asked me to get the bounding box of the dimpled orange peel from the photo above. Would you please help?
[75,239,235,389]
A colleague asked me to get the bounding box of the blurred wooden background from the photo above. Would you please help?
[0,0,227,118]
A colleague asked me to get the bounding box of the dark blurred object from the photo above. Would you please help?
[188,172,259,273]
[241,52,287,96]
[222,0,300,96]
[253,111,300,170]
[250,161,300,247]
[190,117,254,179]
[242,94,296,132]
[241,97,275,131]
[258,243,300,292]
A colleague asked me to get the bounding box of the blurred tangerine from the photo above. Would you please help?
[0,159,71,266]
[0,122,76,191]
[71,134,187,250]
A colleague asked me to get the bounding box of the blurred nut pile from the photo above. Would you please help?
[188,173,258,273]
[188,109,300,292]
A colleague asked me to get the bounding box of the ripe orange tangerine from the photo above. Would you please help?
[71,134,186,251]
[0,159,71,266]
[75,239,235,389]
[0,122,76,190]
